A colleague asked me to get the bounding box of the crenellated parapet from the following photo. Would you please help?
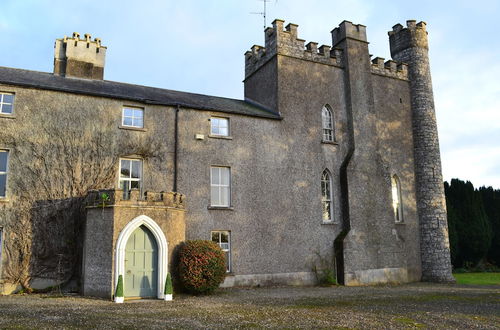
[54,32,107,79]
[245,19,343,78]
[370,57,408,80]
[388,20,428,57]
[86,189,185,209]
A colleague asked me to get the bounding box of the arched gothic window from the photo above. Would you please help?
[321,170,333,222]
[391,175,403,222]
[322,105,335,142]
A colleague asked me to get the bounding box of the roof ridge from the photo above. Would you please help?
[0,66,281,119]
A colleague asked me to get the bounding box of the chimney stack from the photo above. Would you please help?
[53,32,107,80]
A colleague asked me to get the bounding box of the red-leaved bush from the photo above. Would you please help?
[178,240,226,294]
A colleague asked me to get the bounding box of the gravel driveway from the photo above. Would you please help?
[0,283,498,329]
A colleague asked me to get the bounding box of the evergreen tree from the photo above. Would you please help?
[444,182,460,266]
[478,186,500,266]
[444,179,491,267]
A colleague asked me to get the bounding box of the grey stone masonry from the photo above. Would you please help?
[245,19,343,79]
[389,21,455,282]
[370,57,408,81]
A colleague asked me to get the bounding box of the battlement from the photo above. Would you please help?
[86,189,185,209]
[370,57,408,80]
[54,32,107,79]
[388,20,428,57]
[331,21,367,46]
[245,19,343,78]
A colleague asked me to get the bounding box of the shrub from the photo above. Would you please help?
[312,251,337,286]
[115,275,124,297]
[178,240,226,294]
[164,272,173,295]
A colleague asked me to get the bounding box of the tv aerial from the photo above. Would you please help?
[251,0,277,30]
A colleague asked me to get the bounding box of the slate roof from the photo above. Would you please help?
[0,66,281,119]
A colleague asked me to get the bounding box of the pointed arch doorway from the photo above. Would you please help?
[115,215,168,299]
[125,225,158,297]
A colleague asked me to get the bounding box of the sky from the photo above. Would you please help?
[0,0,499,188]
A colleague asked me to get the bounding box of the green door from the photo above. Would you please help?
[125,225,158,298]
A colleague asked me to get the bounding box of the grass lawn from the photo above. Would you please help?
[453,272,500,285]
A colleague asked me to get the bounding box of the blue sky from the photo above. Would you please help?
[1,0,499,188]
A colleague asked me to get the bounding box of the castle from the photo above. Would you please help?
[0,19,454,299]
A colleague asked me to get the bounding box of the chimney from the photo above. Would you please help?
[53,32,107,79]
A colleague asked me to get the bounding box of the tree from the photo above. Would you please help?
[444,179,492,268]
[478,186,500,266]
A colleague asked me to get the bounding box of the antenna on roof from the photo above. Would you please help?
[251,0,276,30]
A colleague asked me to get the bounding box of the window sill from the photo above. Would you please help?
[395,221,405,225]
[207,206,234,211]
[208,135,233,140]
[321,140,338,145]
[321,220,339,225]
[0,198,10,203]
[118,125,147,132]
[0,113,15,119]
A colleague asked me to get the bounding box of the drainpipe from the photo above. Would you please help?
[334,79,356,286]
[334,143,353,285]
[173,104,180,192]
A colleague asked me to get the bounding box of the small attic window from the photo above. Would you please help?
[122,107,144,128]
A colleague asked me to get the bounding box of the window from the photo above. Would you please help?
[211,231,231,272]
[210,117,229,136]
[321,170,333,222]
[0,227,3,273]
[322,105,335,142]
[391,175,403,222]
[0,150,8,198]
[122,107,144,128]
[210,166,230,207]
[119,158,142,199]
[0,93,14,114]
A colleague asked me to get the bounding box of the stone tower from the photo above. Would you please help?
[389,21,454,282]
[54,32,106,79]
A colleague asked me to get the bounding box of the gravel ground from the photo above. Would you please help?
[0,282,498,329]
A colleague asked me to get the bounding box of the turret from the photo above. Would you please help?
[389,21,455,282]
[54,32,107,79]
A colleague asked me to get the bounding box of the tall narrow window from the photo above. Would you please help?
[0,150,8,198]
[210,166,230,207]
[211,231,231,272]
[0,93,14,115]
[210,117,229,136]
[391,175,403,222]
[321,170,333,222]
[119,158,142,199]
[122,107,144,128]
[322,105,334,142]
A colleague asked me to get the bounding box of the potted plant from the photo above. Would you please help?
[114,275,124,303]
[164,272,173,301]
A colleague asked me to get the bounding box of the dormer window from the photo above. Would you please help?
[122,107,144,128]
